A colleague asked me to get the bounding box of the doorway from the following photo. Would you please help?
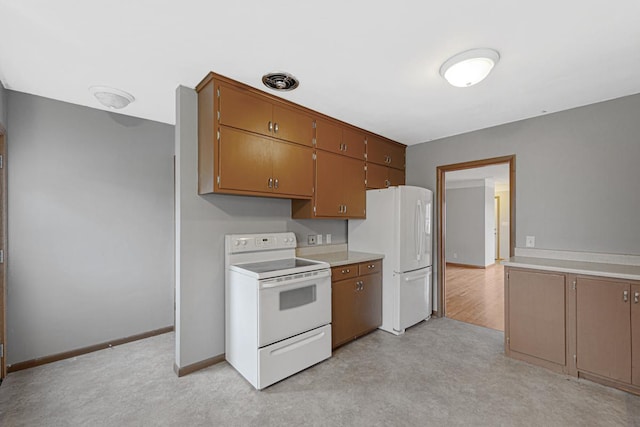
[435,155,515,330]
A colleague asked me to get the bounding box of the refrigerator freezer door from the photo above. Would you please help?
[397,186,430,273]
[396,267,432,333]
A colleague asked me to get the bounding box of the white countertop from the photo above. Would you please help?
[502,256,640,281]
[296,244,384,267]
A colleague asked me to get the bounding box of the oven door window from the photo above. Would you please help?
[280,285,316,310]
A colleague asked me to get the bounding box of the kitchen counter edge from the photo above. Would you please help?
[502,256,640,281]
[300,251,384,268]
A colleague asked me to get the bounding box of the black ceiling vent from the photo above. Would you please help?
[262,72,299,91]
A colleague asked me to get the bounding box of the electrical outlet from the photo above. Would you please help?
[308,235,317,245]
[453,253,458,259]
[526,236,535,248]
[317,234,323,245]
[326,234,332,244]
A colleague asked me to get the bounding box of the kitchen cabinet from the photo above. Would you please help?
[218,82,314,147]
[505,264,640,394]
[292,150,366,219]
[576,277,633,384]
[366,162,406,189]
[197,73,314,197]
[504,269,567,370]
[331,260,382,349]
[366,134,405,170]
[315,119,366,160]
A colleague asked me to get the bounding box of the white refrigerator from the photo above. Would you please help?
[348,185,432,335]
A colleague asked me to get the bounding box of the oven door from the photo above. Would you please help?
[258,269,331,347]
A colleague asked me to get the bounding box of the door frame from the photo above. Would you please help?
[435,155,515,318]
[0,125,6,380]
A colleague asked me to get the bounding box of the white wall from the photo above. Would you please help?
[407,93,640,309]
[6,91,175,364]
[174,86,347,369]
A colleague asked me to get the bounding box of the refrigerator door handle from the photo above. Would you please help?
[415,200,421,260]
[425,202,431,236]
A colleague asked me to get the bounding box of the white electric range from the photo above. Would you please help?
[225,232,332,390]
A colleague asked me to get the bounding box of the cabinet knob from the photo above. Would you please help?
[623,290,629,302]
[268,121,273,132]
[635,291,639,304]
[274,178,279,189]
[268,177,273,188]
[274,123,279,133]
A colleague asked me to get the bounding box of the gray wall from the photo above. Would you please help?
[6,91,175,364]
[445,181,495,267]
[408,93,640,306]
[174,86,346,369]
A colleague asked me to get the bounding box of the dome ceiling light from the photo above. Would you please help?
[440,48,500,88]
[90,86,135,109]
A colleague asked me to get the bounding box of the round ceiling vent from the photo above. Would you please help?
[262,72,299,91]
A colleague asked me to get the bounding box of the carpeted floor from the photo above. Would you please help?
[1,318,639,426]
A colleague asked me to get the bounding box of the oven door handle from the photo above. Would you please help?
[259,269,331,289]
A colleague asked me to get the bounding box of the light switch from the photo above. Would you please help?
[326,234,332,244]
[317,234,322,245]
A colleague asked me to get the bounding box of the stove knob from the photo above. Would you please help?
[241,240,247,246]
[234,240,240,246]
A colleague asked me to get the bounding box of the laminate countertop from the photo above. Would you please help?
[502,256,640,281]
[298,249,384,268]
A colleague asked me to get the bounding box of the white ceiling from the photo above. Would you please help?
[2,1,640,145]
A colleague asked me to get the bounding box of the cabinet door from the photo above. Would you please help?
[315,150,345,217]
[357,272,382,335]
[218,127,272,193]
[341,156,366,218]
[366,163,389,189]
[332,278,359,349]
[576,277,631,383]
[315,119,343,155]
[388,167,405,186]
[367,134,405,169]
[342,128,366,160]
[271,141,313,198]
[631,284,640,386]
[219,84,272,137]
[507,269,566,365]
[272,105,314,147]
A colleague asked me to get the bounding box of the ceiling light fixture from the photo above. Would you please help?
[262,72,299,91]
[89,86,135,109]
[440,48,500,88]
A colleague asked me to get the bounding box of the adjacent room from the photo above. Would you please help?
[1,1,640,425]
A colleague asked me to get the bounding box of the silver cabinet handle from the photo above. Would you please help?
[368,264,375,269]
[268,121,273,132]
[635,291,639,304]
[274,178,279,189]
[623,290,629,302]
[385,179,390,187]
[274,123,279,133]
[341,268,350,274]
[343,143,347,152]
[344,204,347,214]
[268,177,273,188]
[388,155,392,164]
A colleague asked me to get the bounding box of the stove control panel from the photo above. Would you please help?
[227,232,297,253]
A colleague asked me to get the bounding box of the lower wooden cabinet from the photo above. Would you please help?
[505,266,640,394]
[331,260,382,349]
[505,269,566,368]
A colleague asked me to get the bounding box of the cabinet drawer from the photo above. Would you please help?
[359,260,382,276]
[332,264,358,280]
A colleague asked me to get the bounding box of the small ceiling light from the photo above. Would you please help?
[440,48,500,88]
[262,72,299,91]
[89,86,135,109]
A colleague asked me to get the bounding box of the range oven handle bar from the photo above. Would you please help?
[259,269,331,289]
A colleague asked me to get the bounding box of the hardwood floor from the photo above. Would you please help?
[444,263,504,331]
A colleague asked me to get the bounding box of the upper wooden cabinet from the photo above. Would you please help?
[292,150,366,219]
[218,83,314,147]
[218,127,313,198]
[315,119,365,160]
[367,134,405,170]
[367,162,406,189]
